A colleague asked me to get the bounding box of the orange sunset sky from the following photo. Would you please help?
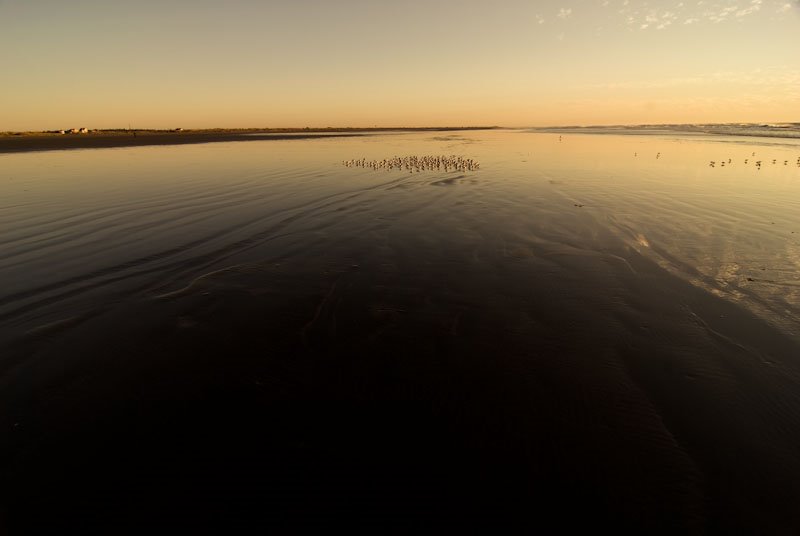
[1,0,798,130]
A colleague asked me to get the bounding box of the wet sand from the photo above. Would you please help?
[0,131,364,154]
[3,247,799,534]
[1,131,800,533]
[0,127,497,154]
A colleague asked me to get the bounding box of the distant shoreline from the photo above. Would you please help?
[4,124,799,154]
[0,127,500,154]
[528,123,800,140]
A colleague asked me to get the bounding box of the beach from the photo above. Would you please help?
[0,127,498,154]
[1,130,799,533]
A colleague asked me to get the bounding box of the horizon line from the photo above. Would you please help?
[3,121,800,135]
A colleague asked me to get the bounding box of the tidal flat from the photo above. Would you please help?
[1,129,799,533]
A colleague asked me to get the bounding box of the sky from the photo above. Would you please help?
[1,0,798,130]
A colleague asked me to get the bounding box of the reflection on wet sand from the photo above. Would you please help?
[1,130,800,533]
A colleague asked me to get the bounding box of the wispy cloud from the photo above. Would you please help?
[616,0,784,30]
[736,0,763,18]
[539,1,789,30]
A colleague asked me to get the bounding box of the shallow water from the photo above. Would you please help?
[2,130,799,340]
[2,130,800,532]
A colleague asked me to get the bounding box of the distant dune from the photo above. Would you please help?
[531,123,800,139]
[0,127,500,154]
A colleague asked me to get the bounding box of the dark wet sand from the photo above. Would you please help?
[2,242,799,534]
[0,128,497,154]
[0,132,366,154]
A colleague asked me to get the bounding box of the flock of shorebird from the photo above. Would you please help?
[708,153,800,169]
[633,150,800,170]
[342,155,480,173]
[340,147,798,174]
